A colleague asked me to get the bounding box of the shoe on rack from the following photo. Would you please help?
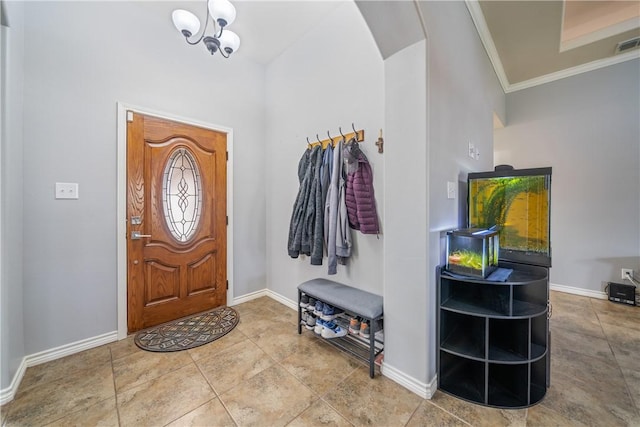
[305,313,317,330]
[320,303,343,321]
[313,300,324,316]
[300,311,308,325]
[321,321,348,339]
[308,297,317,310]
[314,318,325,335]
[359,320,370,339]
[299,294,310,308]
[348,316,360,334]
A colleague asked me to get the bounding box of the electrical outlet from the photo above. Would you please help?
[621,268,634,280]
[55,182,79,199]
[468,141,475,159]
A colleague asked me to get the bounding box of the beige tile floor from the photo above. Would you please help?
[1,291,638,426]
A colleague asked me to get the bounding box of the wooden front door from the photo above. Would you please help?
[127,112,227,333]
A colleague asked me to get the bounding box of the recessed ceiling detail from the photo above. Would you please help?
[561,0,640,52]
[472,0,640,91]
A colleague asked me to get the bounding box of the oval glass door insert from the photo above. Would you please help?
[162,147,202,242]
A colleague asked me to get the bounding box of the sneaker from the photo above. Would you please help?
[321,321,348,339]
[359,320,370,339]
[314,318,325,335]
[300,311,308,325]
[348,316,360,334]
[313,300,324,316]
[320,303,343,321]
[299,294,309,308]
[305,313,316,330]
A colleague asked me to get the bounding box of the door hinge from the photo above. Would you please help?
[226,215,228,225]
[226,280,229,290]
[226,151,229,161]
[127,111,134,122]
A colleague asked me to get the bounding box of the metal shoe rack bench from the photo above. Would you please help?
[297,278,384,378]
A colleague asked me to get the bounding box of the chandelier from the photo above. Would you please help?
[172,0,240,58]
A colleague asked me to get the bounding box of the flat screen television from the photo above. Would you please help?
[467,165,552,267]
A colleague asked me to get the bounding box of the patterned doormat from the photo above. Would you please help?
[134,306,239,352]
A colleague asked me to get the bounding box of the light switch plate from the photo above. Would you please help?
[447,181,456,199]
[55,182,79,199]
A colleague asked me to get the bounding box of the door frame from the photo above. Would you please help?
[116,102,234,340]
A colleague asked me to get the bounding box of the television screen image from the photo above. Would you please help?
[468,166,552,267]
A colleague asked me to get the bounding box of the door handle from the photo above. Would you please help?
[131,231,152,240]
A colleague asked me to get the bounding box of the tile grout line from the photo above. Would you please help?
[276,346,357,427]
[589,299,640,415]
[242,304,358,426]
[419,398,473,426]
[109,346,124,427]
[316,366,361,427]
[189,350,240,427]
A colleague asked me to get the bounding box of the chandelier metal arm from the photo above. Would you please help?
[173,0,239,58]
[218,45,231,58]
[183,2,215,46]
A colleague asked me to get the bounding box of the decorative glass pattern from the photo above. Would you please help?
[162,147,202,242]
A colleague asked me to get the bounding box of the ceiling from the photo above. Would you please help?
[229,1,344,65]
[168,0,639,92]
[470,0,640,92]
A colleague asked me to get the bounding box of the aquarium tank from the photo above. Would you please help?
[468,165,552,267]
[446,228,499,278]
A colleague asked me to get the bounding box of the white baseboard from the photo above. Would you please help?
[230,288,268,305]
[25,331,118,368]
[550,283,607,300]
[0,331,118,405]
[231,288,297,311]
[381,362,436,399]
[265,290,298,311]
[0,357,27,405]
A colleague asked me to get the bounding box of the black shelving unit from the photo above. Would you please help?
[437,261,550,409]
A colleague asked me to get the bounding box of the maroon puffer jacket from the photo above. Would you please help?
[345,149,379,234]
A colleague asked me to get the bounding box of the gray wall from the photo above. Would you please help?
[383,40,429,386]
[495,59,640,293]
[20,1,266,355]
[420,0,505,379]
[1,0,26,391]
[265,2,385,300]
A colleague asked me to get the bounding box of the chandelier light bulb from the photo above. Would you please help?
[172,9,200,37]
[172,0,239,59]
[218,29,240,54]
[208,0,236,28]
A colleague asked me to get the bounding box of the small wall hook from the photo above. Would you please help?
[375,129,384,154]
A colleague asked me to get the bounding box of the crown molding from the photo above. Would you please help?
[465,0,640,94]
[506,49,640,93]
[465,0,510,92]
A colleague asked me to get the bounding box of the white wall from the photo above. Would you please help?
[20,1,266,354]
[419,0,505,380]
[495,59,640,294]
[0,0,26,391]
[265,2,385,300]
[383,40,429,391]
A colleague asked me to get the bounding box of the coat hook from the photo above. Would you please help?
[351,122,357,135]
[375,128,384,154]
[316,134,322,144]
[327,130,333,145]
[306,137,310,146]
[339,127,345,139]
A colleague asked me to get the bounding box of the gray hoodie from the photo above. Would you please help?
[326,139,352,274]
